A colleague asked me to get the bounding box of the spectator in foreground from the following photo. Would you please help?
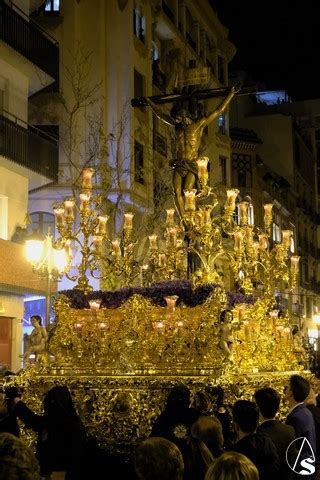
[191,415,224,457]
[254,386,295,478]
[205,451,259,480]
[232,400,280,480]
[0,431,40,480]
[135,437,184,480]
[285,375,316,456]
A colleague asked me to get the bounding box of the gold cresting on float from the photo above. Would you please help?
[12,166,308,448]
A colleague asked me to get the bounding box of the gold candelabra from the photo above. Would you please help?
[52,164,299,309]
[53,168,139,293]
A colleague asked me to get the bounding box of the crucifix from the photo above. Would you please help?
[132,84,243,220]
[131,82,244,277]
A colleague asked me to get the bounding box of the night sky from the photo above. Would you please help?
[210,1,320,101]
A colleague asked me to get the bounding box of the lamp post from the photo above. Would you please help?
[25,229,68,327]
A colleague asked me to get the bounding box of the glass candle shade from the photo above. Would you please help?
[53,204,65,227]
[196,157,209,186]
[166,209,175,226]
[225,189,239,215]
[79,192,91,213]
[148,234,158,251]
[159,253,166,267]
[239,201,249,226]
[263,203,273,228]
[184,189,197,212]
[124,213,134,231]
[112,239,121,256]
[82,167,95,190]
[98,215,109,235]
[282,230,292,249]
[64,198,75,223]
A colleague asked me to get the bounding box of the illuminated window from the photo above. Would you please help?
[133,5,146,43]
[44,0,60,13]
[272,212,281,243]
[218,114,225,134]
[248,204,254,225]
[134,141,144,185]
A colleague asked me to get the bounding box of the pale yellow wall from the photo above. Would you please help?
[0,295,24,372]
[0,59,29,123]
[0,166,28,240]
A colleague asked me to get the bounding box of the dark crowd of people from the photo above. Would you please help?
[0,374,319,479]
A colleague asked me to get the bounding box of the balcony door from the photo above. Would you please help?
[0,317,12,368]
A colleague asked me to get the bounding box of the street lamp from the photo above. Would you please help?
[25,229,68,326]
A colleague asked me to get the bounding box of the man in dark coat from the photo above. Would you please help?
[254,387,295,479]
[285,374,316,463]
[232,400,280,480]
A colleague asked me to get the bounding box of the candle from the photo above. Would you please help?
[290,255,300,271]
[196,157,209,186]
[93,235,103,253]
[159,253,166,267]
[263,203,273,228]
[225,189,239,216]
[89,299,102,310]
[168,227,178,246]
[282,230,292,249]
[82,167,95,190]
[239,201,249,226]
[79,192,91,213]
[64,198,75,223]
[124,213,134,231]
[53,204,65,227]
[194,211,203,227]
[184,189,197,212]
[243,320,250,338]
[148,234,158,251]
[112,239,121,256]
[202,205,213,225]
[166,209,175,226]
[98,215,109,235]
[234,231,243,251]
[258,234,268,250]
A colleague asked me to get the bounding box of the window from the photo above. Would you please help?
[134,141,144,184]
[218,114,226,134]
[272,222,281,243]
[232,154,252,188]
[133,5,146,43]
[219,156,227,185]
[134,69,145,99]
[44,0,60,13]
[151,42,159,62]
[272,211,281,243]
[27,212,55,237]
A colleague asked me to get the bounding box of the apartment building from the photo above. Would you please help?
[0,0,59,369]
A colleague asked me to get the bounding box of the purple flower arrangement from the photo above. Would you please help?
[58,280,256,310]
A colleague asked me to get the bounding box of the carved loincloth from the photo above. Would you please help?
[169,158,198,178]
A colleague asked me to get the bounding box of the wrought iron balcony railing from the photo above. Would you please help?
[0,0,59,80]
[0,112,58,181]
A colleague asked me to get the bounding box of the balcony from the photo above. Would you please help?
[0,112,58,181]
[0,0,59,81]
